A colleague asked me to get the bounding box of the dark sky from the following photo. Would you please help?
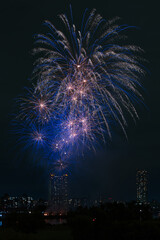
[0,0,160,201]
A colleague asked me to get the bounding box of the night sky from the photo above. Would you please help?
[0,0,160,201]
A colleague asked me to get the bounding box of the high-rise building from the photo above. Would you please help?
[136,170,148,204]
[49,173,68,215]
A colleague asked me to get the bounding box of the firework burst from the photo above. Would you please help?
[14,7,145,163]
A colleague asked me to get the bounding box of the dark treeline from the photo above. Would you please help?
[2,202,160,239]
[68,202,160,240]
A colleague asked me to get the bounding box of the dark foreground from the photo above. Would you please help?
[1,202,160,240]
[1,221,160,240]
[0,226,73,240]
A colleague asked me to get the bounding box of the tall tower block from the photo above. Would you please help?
[136,170,148,204]
[49,173,68,215]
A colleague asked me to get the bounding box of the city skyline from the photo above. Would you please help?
[0,168,153,203]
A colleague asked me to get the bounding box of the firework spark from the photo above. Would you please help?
[16,87,54,125]
[14,7,145,163]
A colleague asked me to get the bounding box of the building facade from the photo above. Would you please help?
[49,173,68,215]
[136,170,148,204]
